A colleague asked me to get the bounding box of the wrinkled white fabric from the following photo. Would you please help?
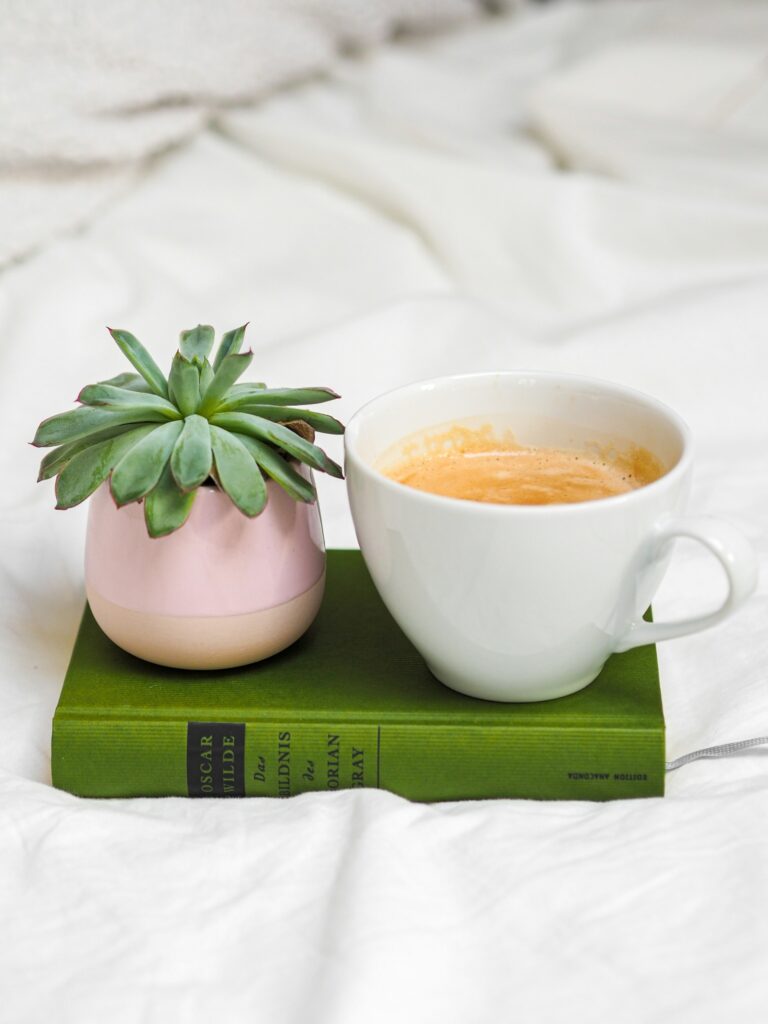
[529,0,768,200]
[0,0,505,268]
[1,2,768,1021]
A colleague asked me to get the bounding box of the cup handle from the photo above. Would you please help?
[614,515,758,653]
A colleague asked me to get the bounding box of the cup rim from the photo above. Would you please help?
[344,370,694,515]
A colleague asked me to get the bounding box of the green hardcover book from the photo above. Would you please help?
[52,549,665,801]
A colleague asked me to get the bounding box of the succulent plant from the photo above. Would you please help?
[33,324,344,537]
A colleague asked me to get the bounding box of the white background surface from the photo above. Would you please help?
[1,2,768,1020]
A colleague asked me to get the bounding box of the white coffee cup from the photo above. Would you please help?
[344,371,758,702]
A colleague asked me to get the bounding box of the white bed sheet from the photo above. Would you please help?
[2,3,768,1020]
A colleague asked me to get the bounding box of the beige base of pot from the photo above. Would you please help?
[87,574,325,670]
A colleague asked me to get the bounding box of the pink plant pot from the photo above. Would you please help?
[85,476,326,670]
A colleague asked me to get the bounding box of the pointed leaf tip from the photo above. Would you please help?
[179,324,215,363]
[108,328,169,400]
[212,323,249,372]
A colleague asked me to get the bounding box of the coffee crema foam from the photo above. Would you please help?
[380,425,664,506]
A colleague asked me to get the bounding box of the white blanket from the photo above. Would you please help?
[0,0,503,268]
[2,2,768,1020]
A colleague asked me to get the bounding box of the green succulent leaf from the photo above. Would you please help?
[110,420,184,506]
[33,405,173,448]
[199,360,214,395]
[197,351,254,417]
[179,324,215,364]
[54,426,157,509]
[97,372,152,393]
[107,328,169,399]
[78,384,181,418]
[37,424,141,480]
[235,434,316,503]
[225,382,266,395]
[212,323,248,372]
[211,412,343,478]
[219,386,340,410]
[168,353,201,417]
[170,415,212,491]
[210,425,267,517]
[227,405,344,434]
[144,462,197,538]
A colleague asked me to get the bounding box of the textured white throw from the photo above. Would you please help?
[0,0,502,267]
[1,2,768,1021]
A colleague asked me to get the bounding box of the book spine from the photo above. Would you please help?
[52,716,665,800]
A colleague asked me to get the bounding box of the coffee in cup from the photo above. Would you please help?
[378,424,664,506]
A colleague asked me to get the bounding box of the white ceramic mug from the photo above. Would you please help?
[344,371,758,702]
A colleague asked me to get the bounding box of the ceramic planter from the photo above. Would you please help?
[85,476,325,670]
